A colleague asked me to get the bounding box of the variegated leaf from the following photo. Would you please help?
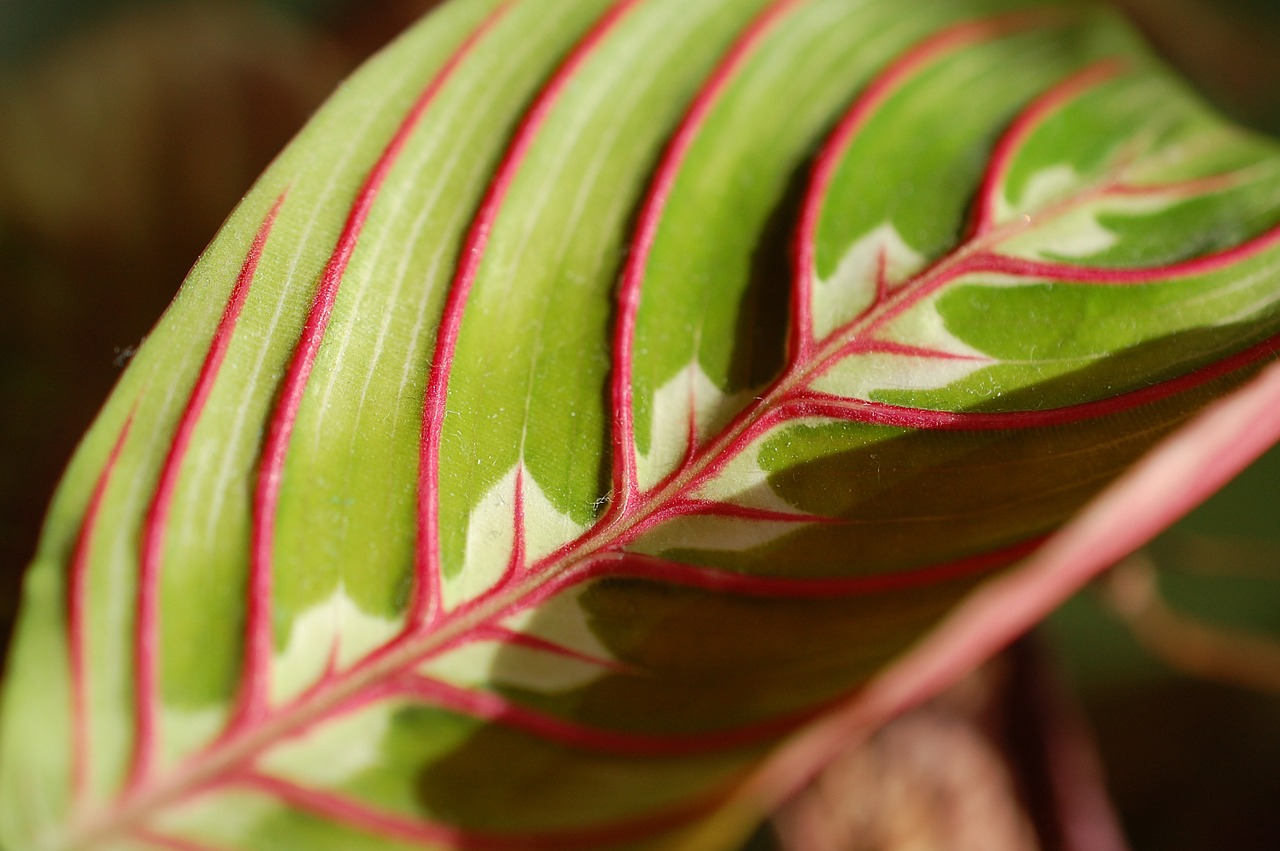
[5,0,1280,849]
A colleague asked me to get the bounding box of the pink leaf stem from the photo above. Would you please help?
[129,195,284,790]
[414,0,646,629]
[507,539,1044,619]
[608,0,809,516]
[69,415,134,802]
[237,3,514,729]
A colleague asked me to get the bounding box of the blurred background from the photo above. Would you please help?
[1,1,1278,849]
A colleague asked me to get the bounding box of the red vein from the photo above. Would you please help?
[508,538,1044,619]
[128,196,284,790]
[69,415,134,801]
[470,624,631,673]
[786,333,1280,430]
[506,467,528,580]
[415,0,647,629]
[967,223,1280,283]
[683,364,701,470]
[790,8,1068,362]
[387,674,804,756]
[970,60,1129,237]
[598,541,1040,598]
[609,0,808,514]
[831,338,987,362]
[238,772,721,851]
[236,5,512,730]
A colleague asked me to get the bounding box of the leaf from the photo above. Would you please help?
[686,353,1280,851]
[4,0,1280,848]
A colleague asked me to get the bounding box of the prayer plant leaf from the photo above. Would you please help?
[5,0,1280,849]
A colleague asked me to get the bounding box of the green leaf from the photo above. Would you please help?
[4,0,1280,848]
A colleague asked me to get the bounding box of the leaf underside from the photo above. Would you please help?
[5,0,1280,849]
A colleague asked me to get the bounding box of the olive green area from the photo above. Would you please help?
[727,347,1255,576]
[412,709,753,832]
[517,575,984,733]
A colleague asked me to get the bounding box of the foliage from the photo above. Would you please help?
[5,0,1280,848]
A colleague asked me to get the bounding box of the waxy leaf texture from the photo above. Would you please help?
[6,0,1280,848]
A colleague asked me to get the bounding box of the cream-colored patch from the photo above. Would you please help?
[1001,205,1119,260]
[811,350,990,399]
[637,362,747,491]
[1005,164,1080,219]
[420,587,617,693]
[445,465,586,609]
[648,435,822,554]
[504,585,613,663]
[632,513,806,556]
[258,701,391,787]
[1000,165,1191,261]
[270,590,400,706]
[692,440,805,515]
[816,295,990,397]
[418,640,605,694]
[149,788,274,848]
[815,223,925,340]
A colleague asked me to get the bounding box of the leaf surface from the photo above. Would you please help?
[5,0,1280,848]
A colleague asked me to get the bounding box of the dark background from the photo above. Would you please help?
[2,1,1279,848]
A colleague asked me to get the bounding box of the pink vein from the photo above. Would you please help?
[69,415,134,801]
[239,772,721,851]
[970,59,1129,237]
[816,80,1280,346]
[469,624,631,673]
[590,540,1040,598]
[968,224,1280,282]
[235,4,512,731]
[608,0,807,514]
[789,8,1069,363]
[414,0,647,628]
[507,538,1045,618]
[128,196,283,790]
[387,674,807,756]
[784,333,1280,430]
